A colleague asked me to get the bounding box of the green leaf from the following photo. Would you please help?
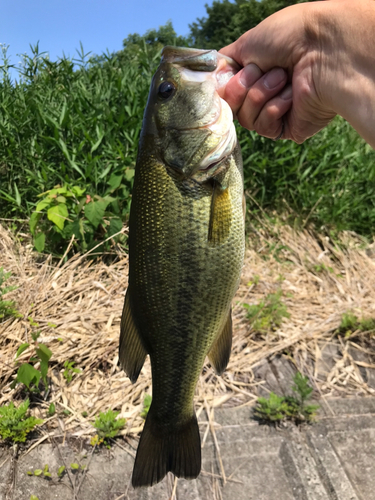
[107,174,122,192]
[48,403,55,416]
[34,469,43,476]
[70,463,79,469]
[57,465,65,477]
[16,343,30,359]
[14,182,21,207]
[34,232,46,252]
[124,168,135,181]
[47,203,69,230]
[40,360,48,381]
[71,186,85,197]
[29,212,42,235]
[108,217,123,238]
[43,464,49,472]
[16,363,41,389]
[84,200,107,229]
[35,198,51,212]
[30,496,39,500]
[36,344,52,362]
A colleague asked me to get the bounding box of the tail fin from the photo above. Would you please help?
[132,406,201,488]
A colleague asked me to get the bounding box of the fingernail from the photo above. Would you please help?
[239,63,263,88]
[264,68,286,90]
[280,84,292,100]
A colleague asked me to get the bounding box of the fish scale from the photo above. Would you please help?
[119,46,245,487]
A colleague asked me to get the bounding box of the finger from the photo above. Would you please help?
[252,84,293,140]
[218,63,263,117]
[236,67,288,130]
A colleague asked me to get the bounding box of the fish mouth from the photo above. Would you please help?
[197,99,237,172]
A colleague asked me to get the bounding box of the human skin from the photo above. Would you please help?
[218,0,375,148]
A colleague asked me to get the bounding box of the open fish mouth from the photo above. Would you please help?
[176,50,238,174]
[198,101,237,171]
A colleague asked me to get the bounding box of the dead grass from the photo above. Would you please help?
[1,219,375,438]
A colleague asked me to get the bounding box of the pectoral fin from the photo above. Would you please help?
[208,309,232,375]
[119,290,147,383]
[208,181,232,245]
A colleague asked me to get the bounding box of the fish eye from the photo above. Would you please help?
[158,81,175,99]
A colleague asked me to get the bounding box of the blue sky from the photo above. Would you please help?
[1,0,211,72]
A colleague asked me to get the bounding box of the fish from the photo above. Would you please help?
[119,46,245,488]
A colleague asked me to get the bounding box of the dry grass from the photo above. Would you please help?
[1,220,375,438]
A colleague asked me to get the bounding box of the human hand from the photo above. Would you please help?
[218,1,342,143]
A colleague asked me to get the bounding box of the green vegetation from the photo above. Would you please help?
[91,409,126,446]
[244,289,290,332]
[0,399,43,443]
[0,0,373,257]
[47,403,55,417]
[254,372,319,423]
[63,360,81,384]
[337,311,375,338]
[140,394,152,419]
[0,268,20,321]
[11,327,52,392]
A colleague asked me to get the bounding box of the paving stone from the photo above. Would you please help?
[2,397,375,500]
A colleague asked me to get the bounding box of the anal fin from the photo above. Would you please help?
[208,309,232,375]
[119,290,147,383]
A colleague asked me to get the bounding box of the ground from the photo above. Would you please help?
[1,220,375,499]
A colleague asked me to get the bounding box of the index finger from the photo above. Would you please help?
[217,63,264,117]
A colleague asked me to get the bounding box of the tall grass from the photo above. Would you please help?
[0,43,158,220]
[0,42,374,255]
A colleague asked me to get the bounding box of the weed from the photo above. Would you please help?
[63,360,81,384]
[247,274,260,287]
[313,263,334,274]
[91,409,126,447]
[47,403,55,416]
[0,399,43,443]
[244,289,290,333]
[0,267,20,321]
[359,318,375,332]
[11,325,52,393]
[337,311,375,337]
[254,372,319,424]
[140,394,152,419]
[30,185,125,255]
[27,464,68,480]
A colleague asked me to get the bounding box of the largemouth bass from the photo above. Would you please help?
[119,46,245,488]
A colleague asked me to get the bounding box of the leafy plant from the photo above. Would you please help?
[11,325,52,392]
[47,403,55,416]
[28,463,67,479]
[254,372,319,424]
[0,267,20,321]
[63,360,81,384]
[140,394,152,419]
[244,289,290,332]
[91,409,126,446]
[0,399,43,443]
[337,311,375,337]
[30,184,126,255]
